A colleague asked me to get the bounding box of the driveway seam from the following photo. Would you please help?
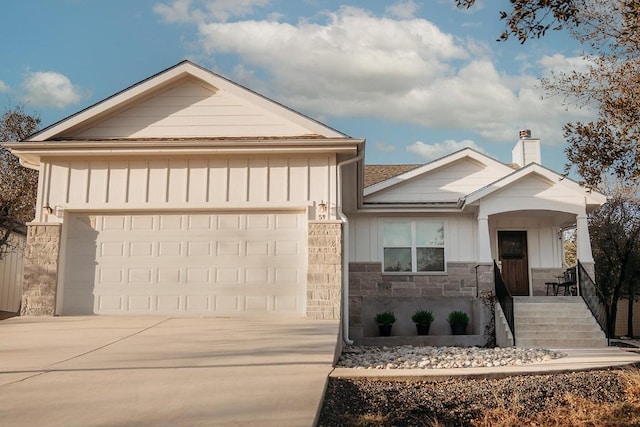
[47,317,172,367]
[2,318,173,387]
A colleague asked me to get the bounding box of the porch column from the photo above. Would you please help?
[477,214,492,264]
[576,212,594,263]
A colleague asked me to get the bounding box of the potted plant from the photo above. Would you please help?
[411,310,434,335]
[447,310,469,335]
[374,311,396,336]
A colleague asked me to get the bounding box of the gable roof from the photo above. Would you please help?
[7,61,363,168]
[462,162,607,207]
[364,148,514,197]
[26,60,349,142]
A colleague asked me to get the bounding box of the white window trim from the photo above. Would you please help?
[379,219,448,275]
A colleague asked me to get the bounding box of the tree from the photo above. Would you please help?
[589,191,640,336]
[540,0,640,188]
[0,105,40,259]
[455,0,583,43]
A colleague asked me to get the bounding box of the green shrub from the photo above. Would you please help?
[374,311,396,325]
[447,310,469,327]
[411,310,434,325]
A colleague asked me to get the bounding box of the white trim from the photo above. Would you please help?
[378,218,448,274]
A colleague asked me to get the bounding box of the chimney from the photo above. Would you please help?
[511,129,541,167]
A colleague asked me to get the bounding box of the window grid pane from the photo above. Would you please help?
[383,221,446,273]
[383,222,412,246]
[384,248,412,272]
[417,247,445,272]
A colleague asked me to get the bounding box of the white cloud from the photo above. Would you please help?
[154,0,269,23]
[21,71,86,109]
[156,4,590,144]
[0,80,9,93]
[385,1,420,19]
[375,142,397,152]
[406,139,485,161]
[538,53,593,76]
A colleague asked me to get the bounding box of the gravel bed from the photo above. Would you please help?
[337,345,566,370]
[318,368,631,426]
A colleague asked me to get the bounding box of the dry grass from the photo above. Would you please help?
[473,369,640,427]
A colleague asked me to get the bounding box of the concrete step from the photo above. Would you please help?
[514,316,601,326]
[514,304,591,314]
[513,298,607,348]
[516,329,605,339]
[514,296,581,304]
[515,323,602,333]
[517,337,608,348]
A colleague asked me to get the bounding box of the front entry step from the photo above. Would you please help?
[513,297,608,348]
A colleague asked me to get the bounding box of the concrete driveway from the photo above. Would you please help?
[0,316,340,427]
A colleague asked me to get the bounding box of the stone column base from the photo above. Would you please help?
[20,223,61,316]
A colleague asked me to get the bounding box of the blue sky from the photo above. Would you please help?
[0,0,591,172]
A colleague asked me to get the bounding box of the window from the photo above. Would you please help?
[383,221,445,272]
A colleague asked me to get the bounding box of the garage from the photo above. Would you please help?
[61,211,307,315]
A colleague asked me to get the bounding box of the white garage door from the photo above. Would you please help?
[62,212,307,315]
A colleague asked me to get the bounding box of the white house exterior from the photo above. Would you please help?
[5,61,607,347]
[345,137,606,342]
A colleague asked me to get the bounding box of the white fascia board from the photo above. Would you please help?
[6,138,363,165]
[363,148,513,197]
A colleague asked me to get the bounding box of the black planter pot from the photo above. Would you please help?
[415,323,431,335]
[378,324,393,336]
[450,324,467,335]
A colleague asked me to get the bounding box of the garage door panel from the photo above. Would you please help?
[63,212,306,315]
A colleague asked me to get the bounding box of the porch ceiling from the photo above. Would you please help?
[490,210,576,227]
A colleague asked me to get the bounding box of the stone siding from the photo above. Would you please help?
[306,221,342,320]
[20,223,61,316]
[348,262,485,340]
[531,267,566,296]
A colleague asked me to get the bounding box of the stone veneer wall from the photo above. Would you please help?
[530,267,566,296]
[20,223,61,316]
[307,221,342,320]
[349,262,492,339]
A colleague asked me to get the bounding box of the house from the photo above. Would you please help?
[4,61,607,347]
[348,138,607,347]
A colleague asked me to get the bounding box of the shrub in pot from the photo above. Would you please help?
[374,311,396,336]
[447,310,469,335]
[411,310,434,335]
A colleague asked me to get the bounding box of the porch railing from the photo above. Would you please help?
[577,260,609,345]
[494,260,515,343]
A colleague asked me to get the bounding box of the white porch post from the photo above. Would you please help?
[576,210,594,263]
[478,214,492,264]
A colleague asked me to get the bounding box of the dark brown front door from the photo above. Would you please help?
[498,231,529,296]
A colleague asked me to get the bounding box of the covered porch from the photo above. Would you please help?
[476,208,594,297]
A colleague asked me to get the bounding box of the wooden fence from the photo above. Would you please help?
[0,233,25,313]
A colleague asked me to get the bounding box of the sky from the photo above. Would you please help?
[0,0,593,173]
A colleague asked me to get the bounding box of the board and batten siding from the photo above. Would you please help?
[40,155,336,218]
[365,158,512,203]
[349,214,477,264]
[74,79,316,139]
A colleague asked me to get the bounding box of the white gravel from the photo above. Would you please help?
[337,345,566,370]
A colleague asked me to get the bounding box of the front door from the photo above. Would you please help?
[498,231,529,296]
